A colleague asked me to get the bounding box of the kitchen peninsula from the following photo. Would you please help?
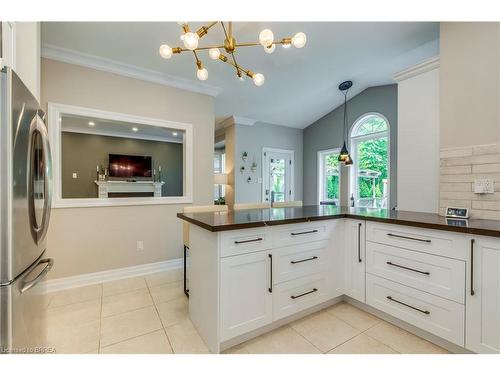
[177,206,500,354]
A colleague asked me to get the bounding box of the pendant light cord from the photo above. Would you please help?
[343,89,349,141]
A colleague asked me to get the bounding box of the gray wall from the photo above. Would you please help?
[61,132,183,198]
[234,122,303,203]
[303,84,398,208]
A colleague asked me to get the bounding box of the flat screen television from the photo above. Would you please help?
[109,154,152,178]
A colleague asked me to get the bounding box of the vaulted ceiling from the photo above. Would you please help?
[42,22,439,129]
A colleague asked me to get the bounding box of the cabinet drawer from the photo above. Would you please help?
[366,222,468,260]
[272,221,332,248]
[366,274,465,346]
[273,273,332,321]
[273,240,330,283]
[366,242,466,303]
[220,227,272,257]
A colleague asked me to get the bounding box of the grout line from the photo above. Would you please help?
[99,328,166,351]
[98,283,104,354]
[145,277,176,354]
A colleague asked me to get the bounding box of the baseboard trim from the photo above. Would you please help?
[42,258,183,294]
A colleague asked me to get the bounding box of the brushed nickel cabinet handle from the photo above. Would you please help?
[291,288,318,299]
[386,261,430,275]
[291,256,318,264]
[387,233,431,243]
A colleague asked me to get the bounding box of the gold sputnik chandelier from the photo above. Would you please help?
[159,22,307,86]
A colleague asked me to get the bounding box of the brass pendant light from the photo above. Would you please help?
[338,80,353,165]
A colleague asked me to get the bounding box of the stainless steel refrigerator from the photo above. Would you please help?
[0,67,54,353]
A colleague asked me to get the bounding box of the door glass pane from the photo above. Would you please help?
[356,136,388,208]
[270,158,286,203]
[32,131,45,228]
[324,153,340,204]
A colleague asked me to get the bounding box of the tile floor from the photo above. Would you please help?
[45,270,449,354]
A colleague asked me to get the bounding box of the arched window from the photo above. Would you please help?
[349,113,390,208]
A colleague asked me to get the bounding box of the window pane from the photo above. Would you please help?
[270,158,286,203]
[323,153,340,204]
[356,136,388,208]
[353,116,388,137]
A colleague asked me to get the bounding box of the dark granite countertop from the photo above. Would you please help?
[176,205,500,238]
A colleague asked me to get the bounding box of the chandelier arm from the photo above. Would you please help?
[196,21,218,38]
[220,22,241,76]
[235,40,290,48]
[177,45,225,52]
[219,55,252,77]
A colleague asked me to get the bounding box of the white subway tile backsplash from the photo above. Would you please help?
[440,143,500,220]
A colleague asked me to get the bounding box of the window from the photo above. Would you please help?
[350,114,389,208]
[318,148,341,205]
[214,150,226,200]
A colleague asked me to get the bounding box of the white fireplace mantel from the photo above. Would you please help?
[95,180,165,198]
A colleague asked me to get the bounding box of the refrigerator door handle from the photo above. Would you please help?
[27,114,53,245]
[20,258,54,294]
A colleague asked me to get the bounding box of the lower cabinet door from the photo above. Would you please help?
[466,236,500,353]
[344,219,366,302]
[366,274,465,346]
[220,250,273,341]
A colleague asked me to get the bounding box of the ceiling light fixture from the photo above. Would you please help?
[132,127,139,132]
[159,22,307,86]
[88,121,95,127]
[338,80,353,166]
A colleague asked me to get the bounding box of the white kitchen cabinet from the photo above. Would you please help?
[344,219,366,302]
[1,22,16,69]
[220,250,273,341]
[466,235,500,353]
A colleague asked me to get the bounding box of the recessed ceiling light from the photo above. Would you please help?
[132,127,139,132]
[88,121,95,126]
[172,132,178,136]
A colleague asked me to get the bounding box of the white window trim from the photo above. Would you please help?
[261,147,294,202]
[349,112,391,208]
[317,148,341,205]
[48,102,193,208]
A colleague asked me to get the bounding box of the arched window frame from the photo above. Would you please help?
[349,112,390,208]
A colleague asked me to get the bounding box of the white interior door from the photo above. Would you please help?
[262,148,293,203]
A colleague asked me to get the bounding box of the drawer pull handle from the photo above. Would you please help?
[291,230,318,236]
[386,261,430,275]
[470,239,475,296]
[358,223,362,263]
[387,233,431,243]
[268,254,273,293]
[291,288,318,299]
[386,296,430,315]
[234,238,263,244]
[291,256,318,264]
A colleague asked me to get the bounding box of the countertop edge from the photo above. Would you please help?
[177,212,500,238]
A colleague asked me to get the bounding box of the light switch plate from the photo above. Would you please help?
[72,172,78,179]
[474,179,494,194]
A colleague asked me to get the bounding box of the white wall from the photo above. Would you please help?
[1,22,40,101]
[233,122,303,204]
[395,58,440,213]
[41,58,214,279]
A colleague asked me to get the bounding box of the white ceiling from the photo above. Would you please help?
[42,22,439,129]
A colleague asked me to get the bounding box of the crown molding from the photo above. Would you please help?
[217,115,257,129]
[41,44,223,97]
[393,56,440,82]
